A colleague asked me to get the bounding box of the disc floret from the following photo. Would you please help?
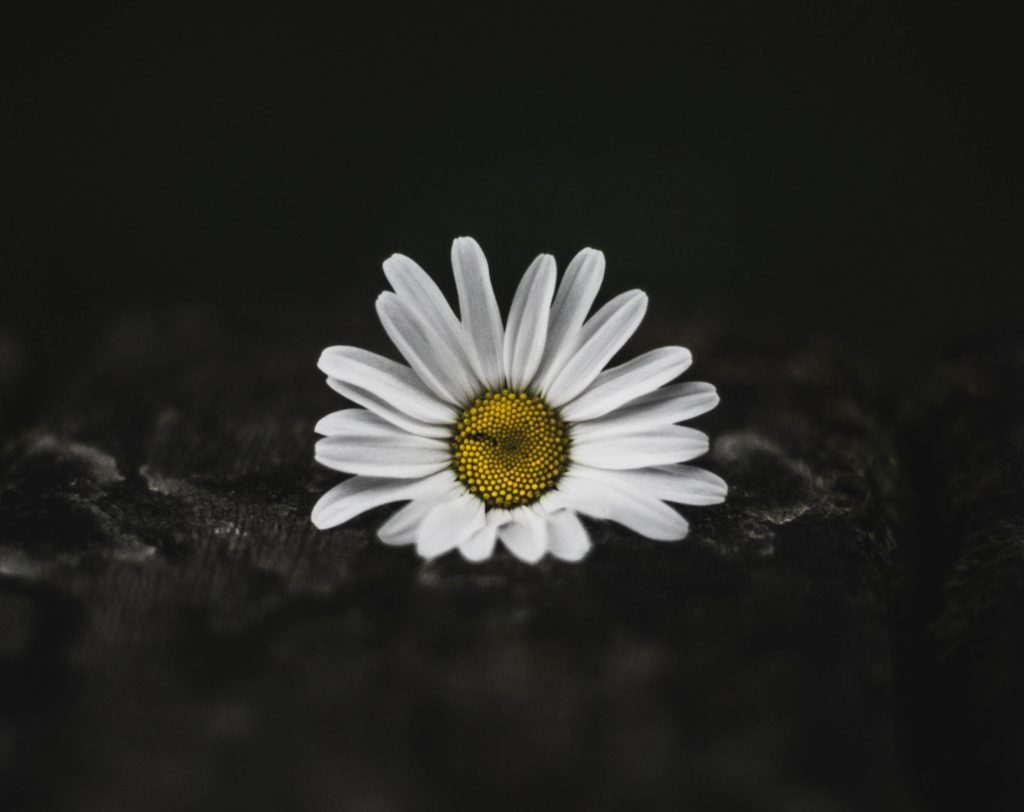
[452,389,569,508]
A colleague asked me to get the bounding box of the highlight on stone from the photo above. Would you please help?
[312,237,725,563]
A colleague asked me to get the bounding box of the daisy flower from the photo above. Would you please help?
[313,237,725,563]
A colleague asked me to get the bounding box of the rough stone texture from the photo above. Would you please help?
[0,307,905,810]
[897,337,1024,811]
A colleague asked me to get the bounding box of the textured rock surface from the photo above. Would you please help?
[2,307,906,810]
[897,337,1024,811]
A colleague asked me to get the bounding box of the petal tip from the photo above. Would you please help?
[310,503,334,530]
[316,346,341,375]
[458,546,493,564]
[624,289,649,310]
[509,548,546,565]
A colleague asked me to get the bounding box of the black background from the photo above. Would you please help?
[2,1,1020,389]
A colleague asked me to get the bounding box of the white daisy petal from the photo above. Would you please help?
[546,510,592,562]
[503,253,556,390]
[377,501,428,545]
[377,474,463,546]
[383,253,483,389]
[558,468,690,541]
[571,425,709,469]
[318,346,455,425]
[383,253,464,340]
[541,290,648,407]
[376,292,477,405]
[314,408,408,437]
[451,236,504,389]
[315,433,449,478]
[608,464,728,505]
[537,247,605,383]
[561,346,692,422]
[416,492,486,559]
[311,476,427,530]
[459,509,510,562]
[326,378,451,439]
[537,491,570,513]
[498,508,548,563]
[571,382,720,440]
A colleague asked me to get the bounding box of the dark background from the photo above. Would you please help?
[2,1,1020,391]
[2,2,1022,810]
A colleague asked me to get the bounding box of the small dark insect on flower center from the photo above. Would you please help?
[451,390,570,508]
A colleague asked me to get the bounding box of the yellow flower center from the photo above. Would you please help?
[452,390,569,508]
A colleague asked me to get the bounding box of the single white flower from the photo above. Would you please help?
[313,237,726,564]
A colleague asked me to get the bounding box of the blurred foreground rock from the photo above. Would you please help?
[1,308,906,810]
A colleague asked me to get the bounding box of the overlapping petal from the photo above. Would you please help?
[459,509,509,562]
[537,248,605,382]
[383,252,482,390]
[562,346,692,422]
[376,474,463,546]
[416,492,486,559]
[326,378,450,439]
[503,253,556,390]
[377,292,478,405]
[312,470,456,530]
[317,346,455,425]
[571,381,719,440]
[545,510,592,562]
[539,290,648,406]
[557,467,690,541]
[498,508,548,563]
[607,464,728,505]
[452,236,505,390]
[315,430,450,478]
[571,425,710,469]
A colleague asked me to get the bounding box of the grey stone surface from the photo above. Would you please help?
[1,308,906,810]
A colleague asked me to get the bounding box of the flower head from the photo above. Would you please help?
[313,237,725,563]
